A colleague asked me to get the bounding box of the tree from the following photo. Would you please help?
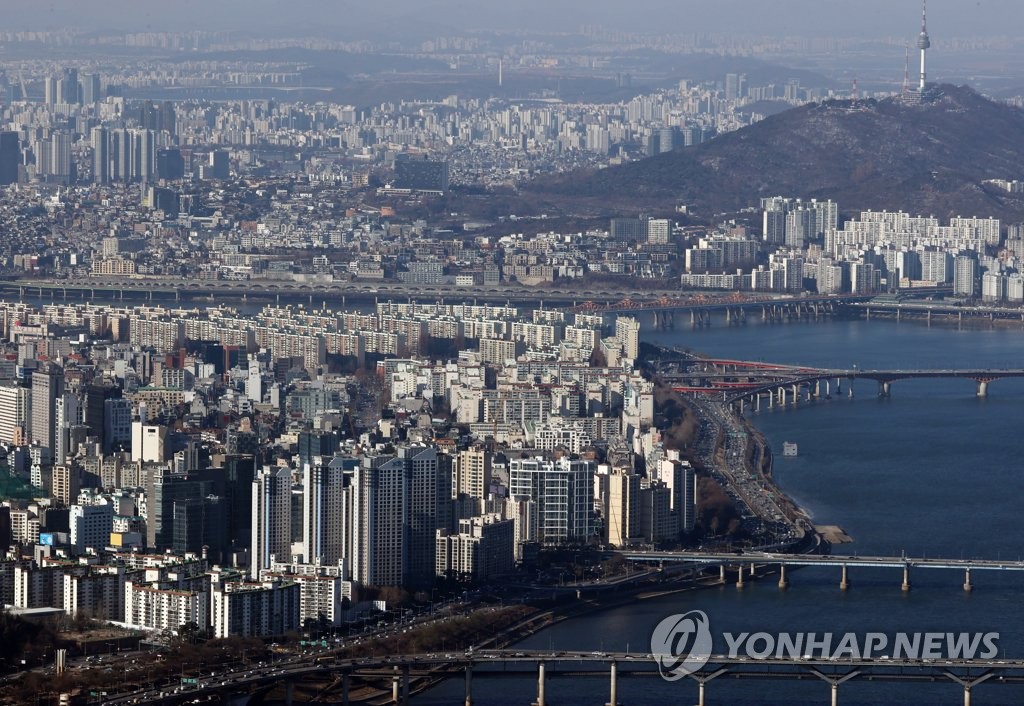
[176,621,204,645]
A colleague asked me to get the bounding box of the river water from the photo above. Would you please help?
[417,318,1024,705]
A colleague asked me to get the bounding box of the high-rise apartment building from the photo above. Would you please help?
[251,466,293,579]
[302,457,354,572]
[0,383,30,444]
[455,447,491,501]
[509,457,594,545]
[954,254,979,297]
[351,458,407,587]
[605,469,639,547]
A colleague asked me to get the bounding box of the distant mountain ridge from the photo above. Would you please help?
[527,85,1024,222]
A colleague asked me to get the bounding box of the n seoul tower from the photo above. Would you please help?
[917,0,931,91]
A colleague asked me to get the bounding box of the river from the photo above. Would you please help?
[417,318,1024,705]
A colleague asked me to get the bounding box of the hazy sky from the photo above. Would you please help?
[6,0,1024,38]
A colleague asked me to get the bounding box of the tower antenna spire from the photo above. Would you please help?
[902,44,910,94]
[917,0,931,91]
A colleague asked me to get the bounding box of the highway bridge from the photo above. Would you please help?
[0,276,891,316]
[662,356,1024,400]
[100,648,1024,706]
[616,549,1024,592]
[852,299,1024,324]
[0,276,707,307]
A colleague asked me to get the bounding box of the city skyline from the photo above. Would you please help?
[3,0,1023,38]
[3,1,1024,704]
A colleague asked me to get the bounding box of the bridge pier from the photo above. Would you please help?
[532,661,546,706]
[879,381,891,398]
[749,562,756,578]
[840,564,850,591]
[964,568,973,593]
[719,565,726,583]
[791,384,799,405]
[606,661,619,706]
[777,387,785,406]
[811,669,859,706]
[901,565,912,592]
[946,671,995,706]
[976,380,988,398]
[736,565,745,589]
[392,666,401,704]
[465,666,473,706]
[755,393,761,412]
[693,668,728,706]
[778,564,789,589]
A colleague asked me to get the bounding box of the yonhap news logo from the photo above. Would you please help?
[650,611,1000,681]
[650,610,714,680]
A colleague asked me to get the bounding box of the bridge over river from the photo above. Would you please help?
[662,356,1024,401]
[102,647,1024,706]
[615,549,1024,593]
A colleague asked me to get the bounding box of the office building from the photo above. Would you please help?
[146,469,224,550]
[0,132,19,185]
[91,127,109,183]
[70,503,114,552]
[394,155,448,192]
[31,366,63,453]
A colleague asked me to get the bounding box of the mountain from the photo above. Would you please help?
[526,85,1024,221]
